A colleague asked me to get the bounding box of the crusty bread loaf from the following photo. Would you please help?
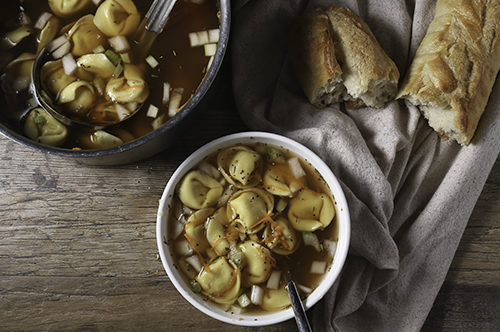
[289,5,400,109]
[398,0,500,145]
[288,8,346,108]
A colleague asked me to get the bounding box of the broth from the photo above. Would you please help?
[167,143,339,314]
[0,0,219,149]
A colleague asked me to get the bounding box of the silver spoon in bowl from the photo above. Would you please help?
[30,0,177,127]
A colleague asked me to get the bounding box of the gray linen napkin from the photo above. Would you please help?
[231,0,500,331]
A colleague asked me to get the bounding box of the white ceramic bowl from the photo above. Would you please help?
[156,131,350,326]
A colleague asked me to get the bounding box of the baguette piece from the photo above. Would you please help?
[289,6,400,109]
[324,5,400,108]
[398,0,500,145]
[288,8,346,108]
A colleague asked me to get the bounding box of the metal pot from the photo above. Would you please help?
[0,0,231,165]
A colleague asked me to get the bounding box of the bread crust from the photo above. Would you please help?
[398,0,500,145]
[289,8,343,108]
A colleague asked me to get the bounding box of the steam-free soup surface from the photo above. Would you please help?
[0,0,219,149]
[167,143,339,314]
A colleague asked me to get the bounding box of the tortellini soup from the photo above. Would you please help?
[0,0,220,149]
[168,143,339,314]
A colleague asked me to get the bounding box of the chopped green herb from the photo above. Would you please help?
[33,115,46,125]
[105,49,121,66]
[120,52,131,64]
[112,62,123,78]
[190,280,202,293]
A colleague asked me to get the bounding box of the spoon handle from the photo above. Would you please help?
[286,280,312,332]
[145,0,177,34]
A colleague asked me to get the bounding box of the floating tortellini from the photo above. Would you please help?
[5,53,35,92]
[2,26,33,48]
[238,241,273,286]
[37,16,61,52]
[196,257,241,304]
[48,0,92,18]
[41,60,77,97]
[59,81,96,116]
[263,164,306,197]
[288,189,335,232]
[24,108,68,147]
[263,216,299,255]
[106,64,149,103]
[78,130,124,149]
[206,208,237,256]
[77,53,115,78]
[94,0,140,36]
[178,170,223,210]
[217,146,263,188]
[68,15,107,56]
[261,286,291,311]
[184,208,214,253]
[227,188,274,234]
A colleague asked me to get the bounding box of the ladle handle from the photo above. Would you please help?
[145,0,177,34]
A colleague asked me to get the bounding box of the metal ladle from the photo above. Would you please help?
[31,0,177,127]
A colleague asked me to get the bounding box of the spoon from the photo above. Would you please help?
[285,270,313,332]
[31,0,177,128]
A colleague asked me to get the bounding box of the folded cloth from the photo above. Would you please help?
[231,0,500,330]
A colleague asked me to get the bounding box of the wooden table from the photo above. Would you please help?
[0,63,499,331]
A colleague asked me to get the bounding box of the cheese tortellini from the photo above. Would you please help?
[178,170,223,210]
[196,257,241,304]
[59,81,96,116]
[170,143,338,314]
[217,146,263,188]
[288,188,335,232]
[106,65,149,103]
[227,188,274,234]
[68,15,107,56]
[41,60,77,97]
[49,0,92,18]
[6,53,35,92]
[37,16,61,52]
[94,0,140,36]
[24,108,68,147]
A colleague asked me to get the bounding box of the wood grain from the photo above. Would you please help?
[0,63,499,331]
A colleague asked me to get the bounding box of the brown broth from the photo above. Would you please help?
[0,0,219,149]
[168,143,339,313]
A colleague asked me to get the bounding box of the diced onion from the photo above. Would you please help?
[204,43,217,57]
[34,12,52,30]
[182,205,194,216]
[151,114,166,130]
[162,82,170,105]
[146,104,159,118]
[168,88,184,117]
[61,53,77,75]
[208,29,220,43]
[51,41,71,59]
[288,157,306,178]
[266,270,281,290]
[310,261,327,274]
[230,304,243,314]
[185,255,202,273]
[189,30,209,47]
[297,284,313,294]
[323,240,337,258]
[145,55,159,68]
[47,35,68,52]
[93,45,105,53]
[188,32,200,47]
[237,294,251,308]
[250,285,264,305]
[126,102,139,112]
[302,232,322,252]
[207,56,214,70]
[120,52,131,64]
[115,103,131,120]
[198,162,220,179]
[174,239,194,256]
[217,185,236,208]
[171,217,185,239]
[109,35,130,52]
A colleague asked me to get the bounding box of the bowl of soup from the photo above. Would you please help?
[156,131,350,326]
[0,0,229,165]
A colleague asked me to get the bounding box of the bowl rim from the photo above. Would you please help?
[0,0,231,159]
[156,131,351,326]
